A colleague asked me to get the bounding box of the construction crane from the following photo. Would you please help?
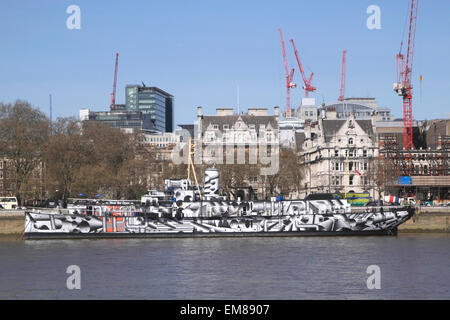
[338,50,347,102]
[393,0,418,150]
[290,39,316,98]
[278,28,296,118]
[110,52,119,109]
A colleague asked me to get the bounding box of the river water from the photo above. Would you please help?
[0,234,449,299]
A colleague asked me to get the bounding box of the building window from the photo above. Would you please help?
[334,150,339,157]
[332,176,342,186]
[249,124,255,130]
[348,138,354,145]
[349,162,354,171]
[213,124,219,130]
[333,162,340,171]
[349,175,354,186]
[223,124,229,130]
[363,150,368,157]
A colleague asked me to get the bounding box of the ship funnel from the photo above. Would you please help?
[204,168,220,197]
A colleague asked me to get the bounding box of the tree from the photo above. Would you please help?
[365,155,400,204]
[44,117,87,202]
[0,101,50,204]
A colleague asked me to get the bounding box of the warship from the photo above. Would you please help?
[24,168,413,239]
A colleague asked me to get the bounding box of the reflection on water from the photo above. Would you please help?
[0,234,449,299]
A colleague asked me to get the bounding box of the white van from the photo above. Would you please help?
[0,197,18,210]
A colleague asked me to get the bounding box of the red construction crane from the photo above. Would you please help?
[394,0,418,150]
[338,50,347,102]
[290,39,316,98]
[278,28,296,118]
[110,52,119,109]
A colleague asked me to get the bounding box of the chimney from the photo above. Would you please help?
[274,106,279,117]
[197,106,202,117]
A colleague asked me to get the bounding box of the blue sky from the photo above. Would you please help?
[1,0,449,126]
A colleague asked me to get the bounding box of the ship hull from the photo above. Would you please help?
[24,229,397,240]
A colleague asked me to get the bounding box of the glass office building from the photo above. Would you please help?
[126,85,174,132]
[80,85,174,133]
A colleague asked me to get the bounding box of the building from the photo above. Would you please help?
[324,97,393,121]
[196,106,280,198]
[142,131,184,161]
[422,119,450,149]
[125,85,174,132]
[80,84,174,133]
[296,98,320,121]
[378,118,450,203]
[299,114,378,199]
[79,107,153,134]
[197,107,279,148]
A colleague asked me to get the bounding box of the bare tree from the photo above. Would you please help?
[0,101,50,204]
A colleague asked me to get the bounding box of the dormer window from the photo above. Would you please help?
[249,124,255,130]
[223,124,229,130]
[348,138,354,145]
[213,124,219,130]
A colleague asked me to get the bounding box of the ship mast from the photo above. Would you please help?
[187,138,202,200]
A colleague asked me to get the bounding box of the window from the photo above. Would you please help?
[334,150,339,157]
[213,124,219,130]
[332,176,342,186]
[348,138,354,145]
[363,162,368,171]
[333,162,340,171]
[0,161,2,169]
[349,175,354,186]
[363,150,368,157]
[249,124,255,130]
[223,124,229,130]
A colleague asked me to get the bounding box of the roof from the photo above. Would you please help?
[321,119,375,142]
[201,115,278,133]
